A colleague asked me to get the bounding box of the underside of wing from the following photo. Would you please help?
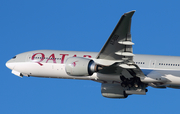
[96,11,135,61]
[95,11,147,98]
[96,10,145,78]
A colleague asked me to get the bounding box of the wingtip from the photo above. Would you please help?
[124,10,136,17]
[124,10,136,14]
[132,10,136,12]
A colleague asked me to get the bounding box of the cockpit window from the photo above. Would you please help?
[12,56,16,59]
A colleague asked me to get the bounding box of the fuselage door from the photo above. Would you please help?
[26,53,32,62]
[149,60,156,68]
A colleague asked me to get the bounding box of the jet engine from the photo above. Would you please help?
[101,83,128,98]
[65,57,99,76]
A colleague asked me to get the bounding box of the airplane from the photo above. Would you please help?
[6,10,180,99]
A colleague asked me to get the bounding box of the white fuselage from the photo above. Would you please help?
[6,50,180,87]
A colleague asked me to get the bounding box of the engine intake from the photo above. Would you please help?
[65,57,99,76]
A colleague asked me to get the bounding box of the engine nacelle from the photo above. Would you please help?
[101,83,128,99]
[65,57,98,76]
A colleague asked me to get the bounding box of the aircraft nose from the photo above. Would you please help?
[6,60,15,70]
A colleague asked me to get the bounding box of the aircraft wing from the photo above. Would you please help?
[96,11,135,61]
[96,11,146,97]
[96,11,145,78]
